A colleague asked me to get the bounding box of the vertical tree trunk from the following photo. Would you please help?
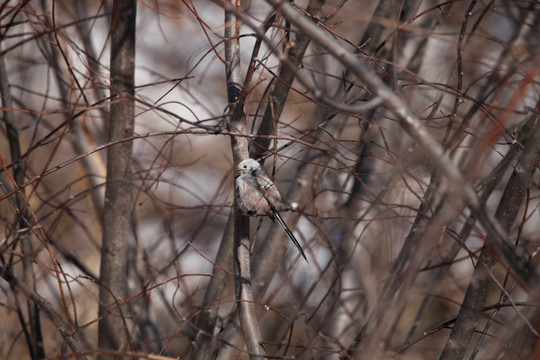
[98,0,137,357]
[223,1,266,358]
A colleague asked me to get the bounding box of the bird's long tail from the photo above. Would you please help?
[274,213,307,261]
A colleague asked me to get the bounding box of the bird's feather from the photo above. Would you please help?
[275,213,307,261]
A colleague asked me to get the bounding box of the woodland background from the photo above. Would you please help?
[0,0,540,359]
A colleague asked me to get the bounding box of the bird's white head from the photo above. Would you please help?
[237,158,261,175]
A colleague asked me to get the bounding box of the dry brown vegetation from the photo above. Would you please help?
[1,1,540,359]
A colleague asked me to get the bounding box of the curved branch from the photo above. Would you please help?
[0,267,87,360]
[263,0,539,290]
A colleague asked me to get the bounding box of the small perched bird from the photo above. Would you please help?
[235,158,307,261]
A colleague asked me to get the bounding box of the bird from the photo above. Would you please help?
[235,158,307,261]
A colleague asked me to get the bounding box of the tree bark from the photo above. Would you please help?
[98,0,137,358]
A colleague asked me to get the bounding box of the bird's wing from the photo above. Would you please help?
[255,174,283,211]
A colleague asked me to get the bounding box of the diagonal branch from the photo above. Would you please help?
[263,0,540,292]
[0,267,87,360]
[439,102,540,359]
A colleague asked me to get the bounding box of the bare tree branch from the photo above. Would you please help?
[440,102,540,359]
[0,267,87,360]
[224,1,265,358]
[0,7,45,356]
[263,0,540,290]
[1,1,539,358]
[190,215,234,360]
[98,0,137,356]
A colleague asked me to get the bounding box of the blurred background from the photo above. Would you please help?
[0,0,539,358]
